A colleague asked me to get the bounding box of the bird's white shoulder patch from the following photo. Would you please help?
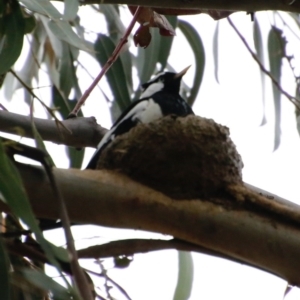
[140,81,164,98]
[95,99,162,151]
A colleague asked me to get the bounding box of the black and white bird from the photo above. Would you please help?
[86,66,194,169]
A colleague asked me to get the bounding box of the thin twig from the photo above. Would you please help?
[227,16,300,110]
[89,262,132,300]
[68,6,143,118]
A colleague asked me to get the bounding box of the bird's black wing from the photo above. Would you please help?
[85,99,148,169]
[150,92,194,116]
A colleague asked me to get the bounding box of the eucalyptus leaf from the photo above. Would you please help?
[48,19,92,52]
[213,21,219,83]
[253,16,267,125]
[0,139,73,293]
[64,0,79,21]
[20,0,62,19]
[178,20,205,107]
[157,16,177,71]
[295,84,300,138]
[136,28,161,87]
[101,5,133,95]
[24,15,36,34]
[94,34,131,111]
[0,235,10,300]
[268,26,284,150]
[0,1,24,75]
[23,269,71,300]
[59,42,75,100]
[30,115,56,167]
[16,24,44,104]
[173,251,194,300]
[67,147,84,169]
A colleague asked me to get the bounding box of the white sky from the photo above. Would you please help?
[2,5,300,300]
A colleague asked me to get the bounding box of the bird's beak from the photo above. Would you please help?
[174,65,191,79]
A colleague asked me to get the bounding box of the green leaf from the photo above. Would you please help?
[0,235,10,300]
[213,21,219,83]
[51,86,84,168]
[48,19,92,52]
[136,28,161,86]
[0,139,74,294]
[100,5,133,95]
[100,4,125,41]
[178,20,205,107]
[20,0,61,19]
[268,26,284,150]
[0,1,25,75]
[67,147,84,169]
[59,42,75,100]
[94,34,131,111]
[295,85,300,138]
[23,269,71,299]
[173,251,194,300]
[157,16,177,71]
[24,15,36,34]
[64,0,79,21]
[253,16,266,126]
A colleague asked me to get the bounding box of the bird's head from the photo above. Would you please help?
[140,66,190,98]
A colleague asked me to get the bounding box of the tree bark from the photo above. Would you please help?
[0,110,106,148]
[3,162,300,286]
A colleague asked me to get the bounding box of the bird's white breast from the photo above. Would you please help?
[134,99,163,123]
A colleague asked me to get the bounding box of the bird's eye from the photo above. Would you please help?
[159,77,164,83]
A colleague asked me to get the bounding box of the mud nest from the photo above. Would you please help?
[96,115,243,199]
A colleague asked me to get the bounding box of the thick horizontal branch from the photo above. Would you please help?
[3,163,300,286]
[0,110,107,148]
[78,0,300,13]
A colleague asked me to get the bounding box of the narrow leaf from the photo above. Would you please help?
[178,20,205,106]
[136,27,161,94]
[94,34,131,111]
[157,16,177,71]
[20,0,62,18]
[0,139,74,294]
[253,16,267,125]
[64,0,79,21]
[268,26,285,150]
[0,1,24,75]
[295,84,300,138]
[23,269,71,299]
[100,5,133,95]
[48,19,92,52]
[0,235,10,300]
[173,251,194,300]
[213,21,219,83]
[67,147,84,169]
[30,111,56,167]
[51,86,84,168]
[59,42,75,100]
[24,14,36,34]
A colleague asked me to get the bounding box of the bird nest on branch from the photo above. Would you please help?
[96,115,243,199]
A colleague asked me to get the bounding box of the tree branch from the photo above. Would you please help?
[0,110,107,148]
[3,162,300,286]
[76,0,300,14]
